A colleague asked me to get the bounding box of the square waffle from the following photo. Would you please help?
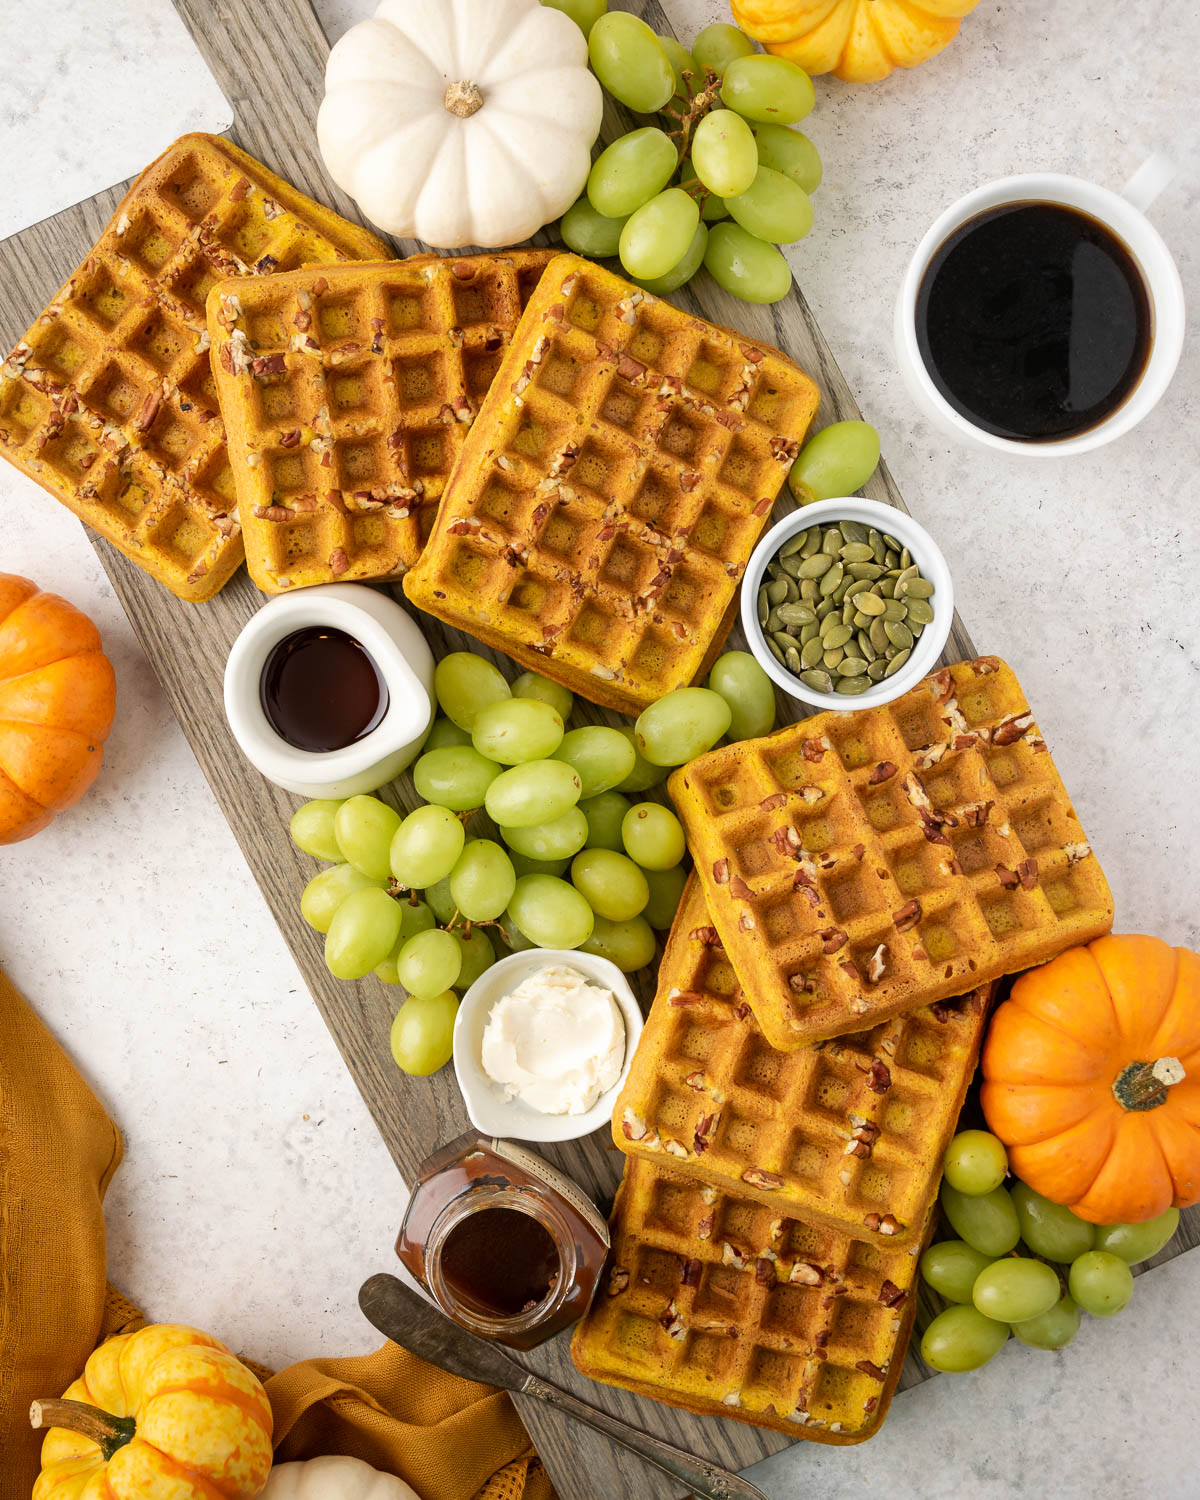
[571,1158,922,1443]
[670,656,1113,1049]
[0,133,388,602]
[207,250,556,593]
[614,875,992,1244]
[402,253,820,715]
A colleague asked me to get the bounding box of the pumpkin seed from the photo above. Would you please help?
[843,635,864,660]
[884,619,914,652]
[780,554,806,580]
[900,547,912,569]
[800,578,819,604]
[772,630,795,654]
[822,621,853,649]
[876,577,896,598]
[867,658,888,681]
[798,553,833,579]
[777,602,816,627]
[898,576,935,599]
[847,562,885,581]
[818,561,844,597]
[757,586,770,627]
[800,528,822,558]
[884,647,911,676]
[858,630,877,662]
[882,597,907,622]
[851,591,887,617]
[869,529,886,562]
[779,530,808,559]
[816,597,834,621]
[783,576,800,602]
[840,519,869,544]
[800,668,833,693]
[883,533,901,550]
[835,675,870,695]
[766,577,788,605]
[906,597,935,625]
[839,541,875,563]
[852,609,872,630]
[823,647,844,670]
[868,617,889,653]
[837,656,868,677]
[799,622,819,645]
[768,637,785,663]
[821,526,843,553]
[897,563,919,585]
[785,645,803,674]
[885,548,900,569]
[800,636,825,669]
[842,597,856,625]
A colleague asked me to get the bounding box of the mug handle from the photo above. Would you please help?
[1121,152,1175,214]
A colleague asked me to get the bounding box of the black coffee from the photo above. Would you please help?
[915,202,1152,441]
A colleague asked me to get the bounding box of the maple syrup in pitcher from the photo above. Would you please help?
[260,626,388,752]
[915,201,1152,441]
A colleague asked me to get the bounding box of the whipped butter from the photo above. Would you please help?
[480,965,625,1116]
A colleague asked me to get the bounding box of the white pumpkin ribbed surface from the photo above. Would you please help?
[261,1453,423,1500]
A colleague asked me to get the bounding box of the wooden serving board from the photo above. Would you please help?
[1,1,1193,1494]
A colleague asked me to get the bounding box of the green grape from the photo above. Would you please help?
[540,0,606,39]
[290,799,345,861]
[788,420,880,506]
[570,848,650,921]
[634,223,709,295]
[620,189,701,282]
[497,910,535,953]
[325,887,403,980]
[726,166,812,243]
[502,807,590,862]
[587,129,678,221]
[691,109,759,197]
[434,653,511,730]
[972,1257,1061,1324]
[449,838,516,922]
[413,745,500,812]
[940,1181,1020,1258]
[334,795,402,881]
[508,875,595,949]
[389,804,465,889]
[471,698,564,765]
[557,725,637,798]
[512,670,574,723]
[1012,1291,1081,1352]
[658,35,695,94]
[582,914,657,972]
[424,875,457,925]
[422,717,471,751]
[704,222,791,304]
[943,1130,1009,1197]
[588,12,675,113]
[708,651,776,741]
[721,54,815,124]
[920,1305,1009,1373]
[751,123,822,194]
[300,863,383,934]
[395,927,462,1000]
[614,726,668,792]
[622,802,686,870]
[1093,1207,1180,1264]
[485,759,582,828]
[390,991,458,1075]
[635,687,731,766]
[642,864,688,929]
[681,158,728,220]
[1068,1251,1134,1317]
[690,22,755,76]
[1011,1183,1095,1263]
[507,851,571,879]
[454,927,496,991]
[919,1241,996,1304]
[580,790,631,851]
[375,901,438,982]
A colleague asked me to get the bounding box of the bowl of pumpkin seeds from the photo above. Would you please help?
[741,497,954,711]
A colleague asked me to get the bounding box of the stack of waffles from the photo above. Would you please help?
[572,656,1113,1441]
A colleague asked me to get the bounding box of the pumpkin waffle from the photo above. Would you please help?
[571,1157,922,1443]
[402,253,820,715]
[614,875,992,1244]
[207,250,556,593]
[670,656,1113,1050]
[0,133,388,602]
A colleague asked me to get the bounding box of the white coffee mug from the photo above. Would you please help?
[893,155,1185,456]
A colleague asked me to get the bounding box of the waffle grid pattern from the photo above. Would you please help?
[208,250,554,592]
[614,877,992,1243]
[403,253,820,715]
[670,657,1113,1049]
[0,134,387,601]
[571,1158,921,1443]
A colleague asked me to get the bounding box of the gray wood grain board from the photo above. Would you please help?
[0,0,1193,1495]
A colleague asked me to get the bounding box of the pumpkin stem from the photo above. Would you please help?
[30,1399,137,1459]
[444,81,484,118]
[1112,1057,1185,1112]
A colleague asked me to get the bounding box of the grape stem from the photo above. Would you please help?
[661,66,724,172]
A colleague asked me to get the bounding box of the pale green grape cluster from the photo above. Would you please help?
[918,1130,1181,1372]
[553,5,821,304]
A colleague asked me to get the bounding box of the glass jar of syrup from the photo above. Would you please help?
[397,1133,610,1350]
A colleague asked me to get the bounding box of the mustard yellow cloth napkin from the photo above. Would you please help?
[0,967,553,1500]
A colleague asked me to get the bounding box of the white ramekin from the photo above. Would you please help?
[741,497,954,713]
[453,948,644,1144]
[224,583,435,798]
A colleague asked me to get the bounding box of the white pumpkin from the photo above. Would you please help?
[261,1455,423,1500]
[317,0,604,249]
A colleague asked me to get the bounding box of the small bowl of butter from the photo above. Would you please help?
[453,949,644,1143]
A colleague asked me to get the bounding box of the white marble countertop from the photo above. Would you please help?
[1,0,1197,1495]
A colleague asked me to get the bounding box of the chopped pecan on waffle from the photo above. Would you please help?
[0,133,388,602]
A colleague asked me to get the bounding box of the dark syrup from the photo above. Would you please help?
[915,202,1152,441]
[260,625,388,753]
[440,1206,560,1319]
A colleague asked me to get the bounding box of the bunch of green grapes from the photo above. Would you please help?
[551,5,821,304]
[917,1129,1181,1372]
[289,649,776,1077]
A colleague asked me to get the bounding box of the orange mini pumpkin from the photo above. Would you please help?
[982,935,1200,1224]
[730,0,980,82]
[0,574,115,844]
